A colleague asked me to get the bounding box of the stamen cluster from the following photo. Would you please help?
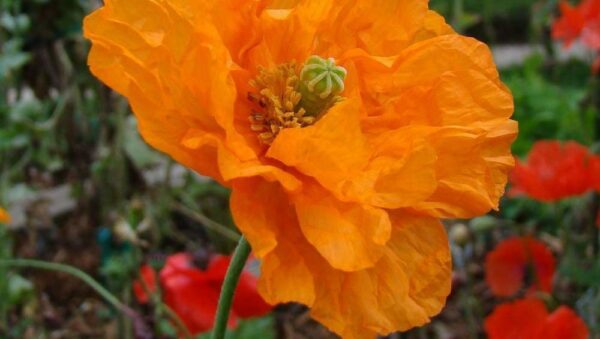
[248,63,315,145]
[248,56,347,145]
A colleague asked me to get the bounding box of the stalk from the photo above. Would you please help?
[211,236,251,339]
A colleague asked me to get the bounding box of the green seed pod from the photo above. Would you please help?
[298,55,347,116]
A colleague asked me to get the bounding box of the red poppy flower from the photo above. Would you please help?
[553,0,600,73]
[579,0,600,49]
[553,0,600,46]
[485,237,556,297]
[133,265,158,304]
[553,2,589,47]
[538,306,591,339]
[510,141,596,202]
[133,253,272,335]
[485,298,589,339]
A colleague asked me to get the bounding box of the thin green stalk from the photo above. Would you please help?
[452,0,464,33]
[137,268,193,339]
[0,258,126,310]
[173,202,240,242]
[162,304,193,339]
[211,236,251,339]
[0,258,157,337]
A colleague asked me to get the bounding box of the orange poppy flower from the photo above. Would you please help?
[0,208,10,224]
[485,237,555,297]
[83,1,517,337]
[484,298,589,339]
[510,141,596,202]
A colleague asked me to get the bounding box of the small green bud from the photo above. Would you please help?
[469,215,499,233]
[450,223,470,246]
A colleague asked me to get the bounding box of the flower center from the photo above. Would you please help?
[248,55,347,145]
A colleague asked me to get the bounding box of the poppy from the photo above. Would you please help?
[133,253,272,335]
[510,141,596,202]
[485,237,555,297]
[0,208,9,224]
[553,0,600,73]
[484,298,589,339]
[84,1,517,337]
[132,264,158,304]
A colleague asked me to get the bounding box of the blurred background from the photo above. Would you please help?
[0,0,599,338]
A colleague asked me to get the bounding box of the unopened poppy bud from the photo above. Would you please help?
[299,55,347,116]
[470,215,498,233]
[450,223,470,246]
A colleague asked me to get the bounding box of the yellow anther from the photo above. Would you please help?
[247,57,346,145]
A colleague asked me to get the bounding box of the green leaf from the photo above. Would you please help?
[8,273,34,306]
[123,116,162,168]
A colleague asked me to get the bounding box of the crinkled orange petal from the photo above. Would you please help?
[416,125,515,218]
[230,178,286,259]
[294,183,391,271]
[485,237,556,297]
[539,306,590,339]
[269,98,439,210]
[250,182,318,306]
[208,0,265,67]
[351,35,513,121]
[353,35,516,218]
[413,11,454,42]
[484,298,549,339]
[84,0,230,178]
[84,0,279,180]
[233,177,392,272]
[313,0,429,57]
[0,208,10,224]
[266,98,370,194]
[214,0,335,69]
[353,139,438,209]
[258,206,451,339]
[256,0,335,66]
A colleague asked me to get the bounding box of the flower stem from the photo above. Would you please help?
[211,236,251,339]
[0,258,125,309]
[0,258,155,337]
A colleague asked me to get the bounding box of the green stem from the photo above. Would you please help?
[211,236,251,339]
[0,258,125,311]
[1,258,156,337]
